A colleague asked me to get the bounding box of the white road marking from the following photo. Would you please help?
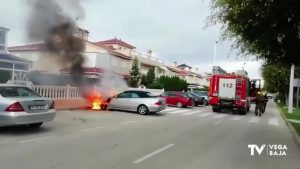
[121,120,136,125]
[182,110,202,116]
[82,126,104,132]
[268,118,279,126]
[167,109,191,114]
[249,117,260,123]
[198,112,212,117]
[213,120,223,125]
[160,108,179,113]
[212,114,227,119]
[230,116,242,121]
[19,135,56,144]
[133,143,175,164]
[165,108,178,111]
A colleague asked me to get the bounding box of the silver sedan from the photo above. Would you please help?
[0,85,56,128]
[107,90,166,115]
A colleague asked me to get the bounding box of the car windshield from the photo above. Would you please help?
[0,86,41,97]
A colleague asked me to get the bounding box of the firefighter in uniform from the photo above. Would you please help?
[255,92,264,116]
[262,92,268,113]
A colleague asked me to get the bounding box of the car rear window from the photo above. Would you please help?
[0,86,41,97]
[180,93,189,98]
[138,92,156,98]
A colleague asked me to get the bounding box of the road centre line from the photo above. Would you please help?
[81,126,104,132]
[213,119,223,125]
[168,109,191,114]
[230,116,242,120]
[19,135,56,144]
[198,112,212,117]
[182,110,202,116]
[133,143,175,164]
[121,120,136,125]
[249,117,260,123]
[268,118,279,126]
[213,114,226,119]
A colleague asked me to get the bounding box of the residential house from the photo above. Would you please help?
[169,63,205,89]
[0,27,33,83]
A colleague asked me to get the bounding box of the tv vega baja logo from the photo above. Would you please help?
[248,144,287,156]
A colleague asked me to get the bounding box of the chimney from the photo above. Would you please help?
[76,27,89,41]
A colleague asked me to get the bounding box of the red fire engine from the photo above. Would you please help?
[209,71,251,114]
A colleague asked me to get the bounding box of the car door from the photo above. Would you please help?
[109,92,130,110]
[127,92,141,111]
[168,92,177,105]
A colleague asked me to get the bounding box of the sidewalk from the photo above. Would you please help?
[276,102,300,147]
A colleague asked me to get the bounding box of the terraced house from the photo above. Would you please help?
[8,28,208,88]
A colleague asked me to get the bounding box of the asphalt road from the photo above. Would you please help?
[0,102,299,169]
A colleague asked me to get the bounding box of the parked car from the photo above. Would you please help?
[0,85,56,128]
[107,90,166,115]
[160,91,194,108]
[192,91,209,105]
[186,92,205,106]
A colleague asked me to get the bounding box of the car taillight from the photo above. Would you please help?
[5,102,24,112]
[50,101,55,109]
[155,101,162,105]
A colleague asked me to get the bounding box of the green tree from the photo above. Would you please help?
[140,74,148,86]
[157,75,188,91]
[146,67,155,86]
[209,0,300,66]
[129,58,141,87]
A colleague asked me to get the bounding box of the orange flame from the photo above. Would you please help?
[85,88,104,111]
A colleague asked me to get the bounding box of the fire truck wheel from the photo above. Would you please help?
[238,108,247,115]
[137,105,149,115]
[212,106,220,112]
[176,102,183,108]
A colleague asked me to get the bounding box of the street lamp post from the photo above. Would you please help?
[288,64,295,113]
[213,41,218,66]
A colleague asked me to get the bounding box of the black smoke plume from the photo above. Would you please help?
[26,0,85,86]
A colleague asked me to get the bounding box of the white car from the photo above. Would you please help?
[108,90,166,115]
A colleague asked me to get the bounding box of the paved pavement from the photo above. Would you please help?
[0,102,299,169]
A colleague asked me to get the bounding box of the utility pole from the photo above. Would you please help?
[288,64,295,113]
[213,41,218,66]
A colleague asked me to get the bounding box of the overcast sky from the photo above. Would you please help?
[0,0,262,79]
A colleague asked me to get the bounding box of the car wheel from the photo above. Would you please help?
[204,100,208,105]
[28,122,43,129]
[137,105,149,115]
[176,102,183,108]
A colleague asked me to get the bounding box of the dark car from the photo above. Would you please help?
[192,91,209,105]
[160,91,194,108]
[186,92,205,106]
